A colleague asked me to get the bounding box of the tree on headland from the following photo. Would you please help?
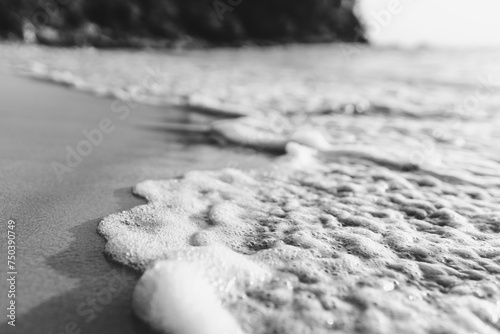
[0,0,366,46]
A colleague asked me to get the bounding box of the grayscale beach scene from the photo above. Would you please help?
[1,1,499,334]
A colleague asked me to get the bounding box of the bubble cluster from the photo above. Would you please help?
[100,142,500,333]
[9,42,500,334]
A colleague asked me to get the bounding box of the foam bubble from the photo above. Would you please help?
[134,260,243,334]
[133,245,271,334]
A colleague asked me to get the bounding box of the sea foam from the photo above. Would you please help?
[19,44,500,334]
[100,142,500,334]
[133,246,270,334]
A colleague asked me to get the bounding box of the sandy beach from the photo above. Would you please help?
[0,64,271,334]
[1,43,499,334]
[2,0,500,332]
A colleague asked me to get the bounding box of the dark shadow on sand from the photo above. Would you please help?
[1,189,154,334]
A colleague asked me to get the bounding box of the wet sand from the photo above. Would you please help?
[0,66,272,334]
[2,44,500,334]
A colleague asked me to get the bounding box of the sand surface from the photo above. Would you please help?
[0,64,271,334]
[2,43,500,333]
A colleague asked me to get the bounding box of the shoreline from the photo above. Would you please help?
[0,69,273,334]
[2,44,500,334]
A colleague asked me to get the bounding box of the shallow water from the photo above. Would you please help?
[1,43,500,334]
[4,44,500,118]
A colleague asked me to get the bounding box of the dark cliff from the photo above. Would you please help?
[0,0,366,46]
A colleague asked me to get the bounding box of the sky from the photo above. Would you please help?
[357,0,500,48]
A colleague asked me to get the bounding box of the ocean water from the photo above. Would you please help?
[4,43,500,333]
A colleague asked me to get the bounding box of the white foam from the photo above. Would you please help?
[289,126,332,151]
[211,117,334,153]
[133,245,271,334]
[100,159,500,334]
[134,260,243,334]
[211,117,288,152]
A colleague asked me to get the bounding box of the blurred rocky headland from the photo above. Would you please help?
[0,0,366,47]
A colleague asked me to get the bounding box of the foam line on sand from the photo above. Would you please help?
[99,142,500,334]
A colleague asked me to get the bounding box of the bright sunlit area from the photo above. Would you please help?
[358,0,500,47]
